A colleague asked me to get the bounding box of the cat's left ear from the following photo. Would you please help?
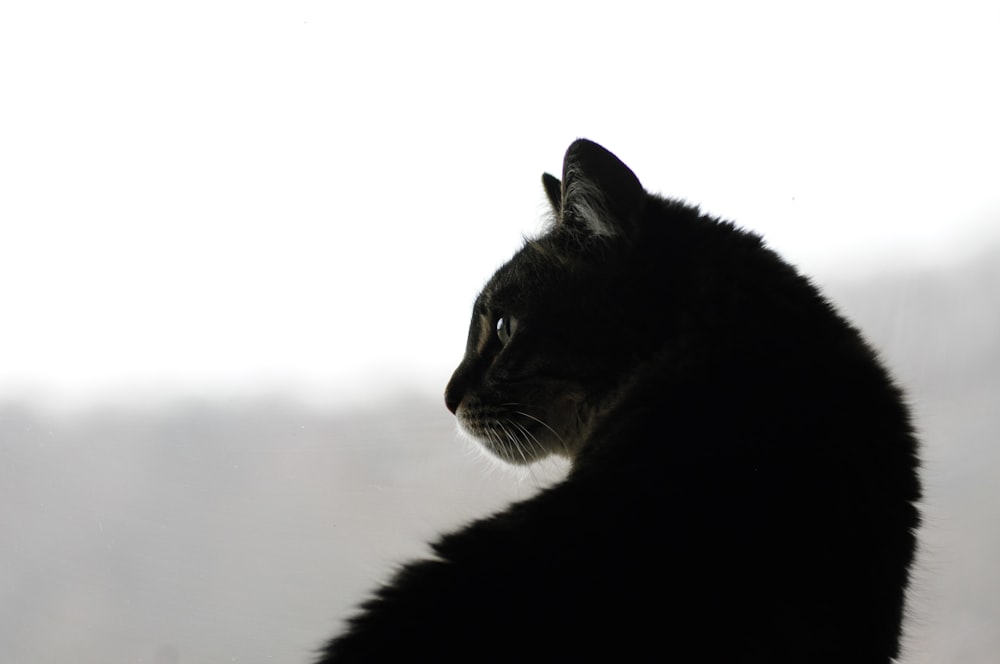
[542,172,562,214]
[559,139,646,241]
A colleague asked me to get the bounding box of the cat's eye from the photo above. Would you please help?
[496,315,517,345]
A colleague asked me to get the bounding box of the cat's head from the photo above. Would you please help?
[444,140,656,465]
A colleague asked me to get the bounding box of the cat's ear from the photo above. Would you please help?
[559,139,645,240]
[541,172,562,214]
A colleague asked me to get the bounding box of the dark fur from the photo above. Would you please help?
[317,140,921,662]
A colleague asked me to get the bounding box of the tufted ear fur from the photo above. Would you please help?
[555,139,646,240]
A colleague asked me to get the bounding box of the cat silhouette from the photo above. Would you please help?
[317,139,921,663]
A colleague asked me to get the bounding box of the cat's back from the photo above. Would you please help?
[325,439,894,663]
[322,465,712,661]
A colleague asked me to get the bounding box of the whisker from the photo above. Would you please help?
[492,420,523,465]
[513,409,569,453]
[504,420,530,465]
[508,417,543,458]
[506,417,551,485]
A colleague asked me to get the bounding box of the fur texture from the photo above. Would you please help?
[317,140,921,663]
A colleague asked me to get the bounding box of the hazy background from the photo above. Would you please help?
[2,2,998,662]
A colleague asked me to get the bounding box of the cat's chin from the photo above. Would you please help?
[454,407,553,467]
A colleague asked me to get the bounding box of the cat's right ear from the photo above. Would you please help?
[542,172,562,214]
[559,139,645,242]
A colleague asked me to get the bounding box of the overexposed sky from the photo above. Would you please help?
[2,1,998,407]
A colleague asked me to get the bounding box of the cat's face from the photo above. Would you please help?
[445,140,649,465]
[444,251,588,464]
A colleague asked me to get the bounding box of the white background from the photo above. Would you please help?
[2,3,999,663]
[2,1,998,407]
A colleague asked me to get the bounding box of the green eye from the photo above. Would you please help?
[496,315,517,345]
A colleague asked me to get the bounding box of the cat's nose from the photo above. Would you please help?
[445,390,461,414]
[444,379,465,414]
[444,366,468,414]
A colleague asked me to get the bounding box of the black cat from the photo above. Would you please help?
[317,140,921,663]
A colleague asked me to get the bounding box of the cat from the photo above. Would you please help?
[316,139,921,663]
